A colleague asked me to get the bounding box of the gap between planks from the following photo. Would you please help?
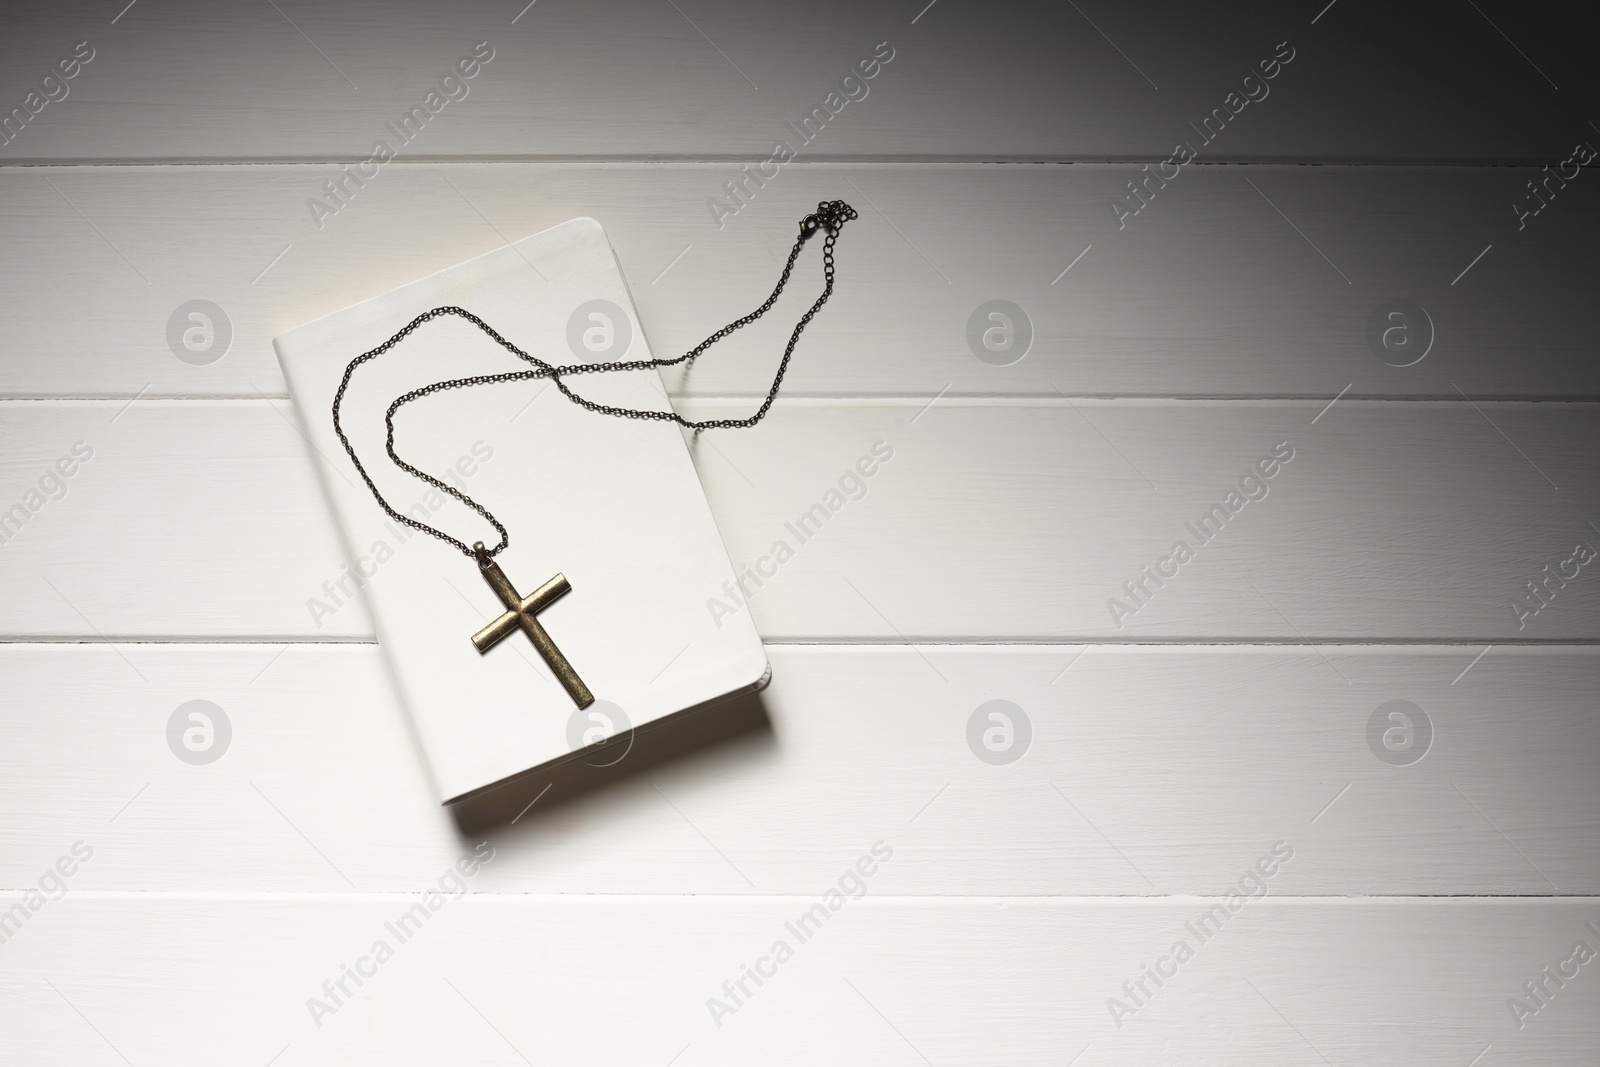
[6,158,1599,168]
[8,394,1600,403]
[1,638,1597,648]
[5,892,1598,903]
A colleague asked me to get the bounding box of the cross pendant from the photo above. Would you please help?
[469,541,595,709]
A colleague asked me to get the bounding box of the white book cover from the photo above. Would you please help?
[275,217,769,804]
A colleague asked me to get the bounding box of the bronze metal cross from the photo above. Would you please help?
[469,541,594,708]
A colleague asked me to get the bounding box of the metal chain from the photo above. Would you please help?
[331,200,858,559]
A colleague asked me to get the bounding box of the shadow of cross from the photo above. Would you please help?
[470,541,595,709]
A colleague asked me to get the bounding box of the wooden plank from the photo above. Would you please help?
[0,895,1593,1065]
[2,643,1595,895]
[0,1,1593,162]
[7,12,1596,1067]
[4,163,1599,399]
[1,399,1596,640]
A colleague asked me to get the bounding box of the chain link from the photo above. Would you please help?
[331,200,858,559]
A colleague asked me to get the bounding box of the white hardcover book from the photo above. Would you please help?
[275,217,769,804]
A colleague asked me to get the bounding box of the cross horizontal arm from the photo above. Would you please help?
[472,612,519,653]
[521,572,574,614]
[470,572,574,653]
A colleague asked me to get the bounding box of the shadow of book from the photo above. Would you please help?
[447,687,775,837]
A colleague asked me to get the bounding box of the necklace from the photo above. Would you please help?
[331,200,858,710]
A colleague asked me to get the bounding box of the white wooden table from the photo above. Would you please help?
[2,2,1597,1064]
